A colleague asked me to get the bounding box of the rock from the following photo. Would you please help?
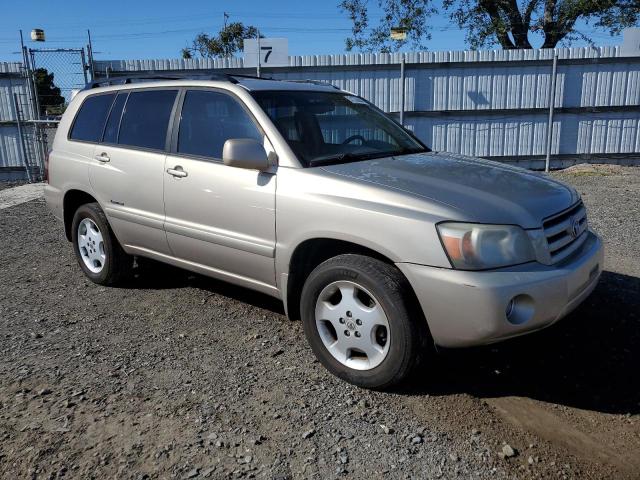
[302,429,316,439]
[201,467,215,478]
[184,468,199,478]
[38,388,52,396]
[500,444,517,458]
[528,456,535,465]
[411,436,423,445]
[449,453,460,462]
[379,424,394,434]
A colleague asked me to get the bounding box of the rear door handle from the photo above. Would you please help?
[94,153,110,163]
[166,166,188,178]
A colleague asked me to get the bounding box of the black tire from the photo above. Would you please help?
[71,202,132,286]
[300,254,430,390]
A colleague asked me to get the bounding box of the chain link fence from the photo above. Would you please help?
[6,48,91,181]
[29,48,88,118]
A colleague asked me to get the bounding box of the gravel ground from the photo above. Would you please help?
[0,180,28,192]
[0,166,638,479]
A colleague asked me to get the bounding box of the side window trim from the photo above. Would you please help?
[100,92,129,144]
[169,87,265,163]
[168,88,186,154]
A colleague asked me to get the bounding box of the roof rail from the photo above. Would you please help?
[85,73,238,89]
[282,79,340,90]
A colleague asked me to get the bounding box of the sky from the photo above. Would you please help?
[0,0,627,63]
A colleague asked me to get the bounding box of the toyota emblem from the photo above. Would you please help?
[569,217,581,238]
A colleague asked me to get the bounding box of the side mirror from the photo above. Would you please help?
[222,138,270,171]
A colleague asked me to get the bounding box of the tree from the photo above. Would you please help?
[339,0,435,52]
[182,22,260,58]
[34,68,65,115]
[339,0,640,50]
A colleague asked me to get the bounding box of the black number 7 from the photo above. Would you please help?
[261,46,273,63]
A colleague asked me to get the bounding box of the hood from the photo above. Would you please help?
[321,152,579,229]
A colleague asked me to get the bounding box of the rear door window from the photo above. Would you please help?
[69,93,115,142]
[177,90,262,159]
[118,90,178,150]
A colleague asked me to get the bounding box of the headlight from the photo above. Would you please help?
[437,222,535,270]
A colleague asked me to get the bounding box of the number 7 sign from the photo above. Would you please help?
[243,38,289,68]
[261,46,273,63]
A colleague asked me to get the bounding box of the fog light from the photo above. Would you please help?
[505,294,534,325]
[505,299,515,319]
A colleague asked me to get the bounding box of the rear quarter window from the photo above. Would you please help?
[69,93,116,142]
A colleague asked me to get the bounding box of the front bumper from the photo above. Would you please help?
[397,231,604,348]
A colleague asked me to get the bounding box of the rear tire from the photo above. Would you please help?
[300,254,429,389]
[71,202,132,286]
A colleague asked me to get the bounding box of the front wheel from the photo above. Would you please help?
[300,254,428,389]
[71,202,132,286]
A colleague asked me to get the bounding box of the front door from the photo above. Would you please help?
[162,89,277,291]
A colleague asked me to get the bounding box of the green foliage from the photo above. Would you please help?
[340,0,435,51]
[182,22,260,58]
[340,0,640,50]
[34,68,65,115]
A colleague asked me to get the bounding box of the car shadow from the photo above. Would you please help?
[402,270,640,415]
[119,257,285,314]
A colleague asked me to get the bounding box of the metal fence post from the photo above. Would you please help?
[87,29,96,82]
[12,93,32,183]
[256,31,261,78]
[545,52,558,173]
[399,55,406,126]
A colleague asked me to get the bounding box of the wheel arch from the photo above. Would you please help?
[285,237,418,322]
[63,189,98,241]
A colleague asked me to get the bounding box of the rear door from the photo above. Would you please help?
[162,88,277,290]
[88,88,178,255]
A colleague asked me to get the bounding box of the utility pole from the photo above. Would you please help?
[223,12,229,29]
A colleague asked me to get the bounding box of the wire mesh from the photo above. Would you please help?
[29,49,88,118]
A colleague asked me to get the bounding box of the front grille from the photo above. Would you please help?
[543,201,589,264]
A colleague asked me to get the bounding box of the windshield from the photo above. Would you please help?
[251,90,428,167]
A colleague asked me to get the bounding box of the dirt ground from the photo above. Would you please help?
[0,166,638,479]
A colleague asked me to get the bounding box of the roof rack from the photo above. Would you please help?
[85,73,238,89]
[85,73,343,91]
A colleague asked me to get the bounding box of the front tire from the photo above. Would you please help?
[300,254,428,389]
[71,202,131,286]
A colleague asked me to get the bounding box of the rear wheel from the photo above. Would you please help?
[71,202,132,285]
[301,254,428,389]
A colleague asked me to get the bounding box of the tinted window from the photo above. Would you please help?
[69,93,115,142]
[118,90,177,150]
[102,92,127,144]
[178,90,262,159]
[252,91,426,167]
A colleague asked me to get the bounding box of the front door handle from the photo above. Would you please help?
[166,166,188,178]
[94,153,110,163]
